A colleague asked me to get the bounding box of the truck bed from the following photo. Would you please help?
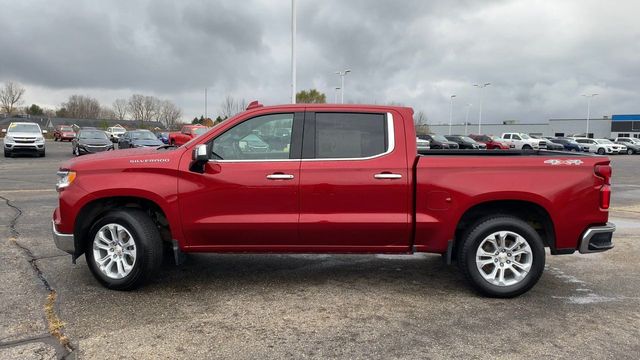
[417,149,594,156]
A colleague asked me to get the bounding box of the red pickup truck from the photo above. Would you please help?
[52,103,614,297]
[168,125,208,146]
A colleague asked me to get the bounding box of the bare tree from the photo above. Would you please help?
[127,94,160,124]
[0,81,26,115]
[99,106,116,120]
[220,95,247,119]
[414,111,427,125]
[112,98,128,120]
[157,100,182,129]
[60,95,101,119]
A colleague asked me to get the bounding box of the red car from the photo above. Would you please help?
[52,103,614,297]
[168,125,208,146]
[469,134,509,149]
[53,125,76,142]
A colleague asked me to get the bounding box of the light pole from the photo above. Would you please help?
[204,87,208,120]
[464,103,472,135]
[291,0,296,104]
[334,87,341,104]
[582,93,598,138]
[473,82,491,133]
[448,95,456,135]
[335,69,351,104]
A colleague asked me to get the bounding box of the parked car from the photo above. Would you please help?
[614,140,639,154]
[106,126,126,142]
[72,130,113,156]
[118,130,164,149]
[156,131,170,144]
[3,122,46,157]
[168,125,208,146]
[532,136,564,151]
[549,138,582,152]
[445,135,486,149]
[416,137,430,151]
[500,133,542,150]
[53,125,76,142]
[468,134,509,149]
[418,134,459,149]
[573,138,624,155]
[53,103,614,298]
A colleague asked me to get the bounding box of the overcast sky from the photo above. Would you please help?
[1,0,639,124]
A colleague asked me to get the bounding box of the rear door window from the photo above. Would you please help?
[313,113,387,159]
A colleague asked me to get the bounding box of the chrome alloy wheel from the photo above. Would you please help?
[92,223,137,279]
[475,231,533,287]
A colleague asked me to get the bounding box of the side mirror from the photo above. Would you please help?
[1,129,6,133]
[42,130,48,134]
[190,144,209,173]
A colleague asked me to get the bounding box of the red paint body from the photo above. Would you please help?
[469,134,510,150]
[168,125,207,146]
[53,104,610,257]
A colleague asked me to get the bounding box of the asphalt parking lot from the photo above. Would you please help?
[1,140,639,359]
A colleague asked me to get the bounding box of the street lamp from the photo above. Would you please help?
[291,0,297,104]
[334,87,341,104]
[448,95,457,135]
[464,103,472,135]
[473,82,491,133]
[335,69,351,104]
[582,93,599,138]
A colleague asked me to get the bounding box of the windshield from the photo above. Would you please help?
[431,134,448,142]
[596,139,613,144]
[130,131,157,140]
[489,135,501,141]
[460,136,476,143]
[8,123,40,133]
[193,127,208,136]
[79,130,108,140]
[60,126,73,131]
[520,134,531,139]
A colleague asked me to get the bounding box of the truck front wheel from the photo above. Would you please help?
[86,209,163,290]
[457,216,545,298]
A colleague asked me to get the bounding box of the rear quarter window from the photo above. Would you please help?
[315,113,387,159]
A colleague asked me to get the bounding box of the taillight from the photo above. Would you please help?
[595,164,611,185]
[600,185,611,209]
[595,164,612,209]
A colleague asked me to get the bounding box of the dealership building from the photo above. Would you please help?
[427,114,640,139]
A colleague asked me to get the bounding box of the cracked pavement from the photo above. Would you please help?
[0,140,639,359]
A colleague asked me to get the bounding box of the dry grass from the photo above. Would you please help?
[45,291,69,346]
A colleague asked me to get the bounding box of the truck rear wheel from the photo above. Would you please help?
[86,209,163,290]
[457,216,545,298]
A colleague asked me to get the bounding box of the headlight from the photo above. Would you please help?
[134,143,144,147]
[4,136,13,142]
[56,170,77,191]
[36,136,44,142]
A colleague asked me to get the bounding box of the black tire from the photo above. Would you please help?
[627,149,633,155]
[54,137,58,142]
[85,209,163,290]
[522,145,532,150]
[39,151,45,157]
[457,215,545,298]
[4,150,10,158]
[597,148,605,155]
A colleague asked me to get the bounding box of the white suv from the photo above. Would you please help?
[573,138,625,155]
[500,133,542,150]
[3,122,46,157]
[106,126,126,142]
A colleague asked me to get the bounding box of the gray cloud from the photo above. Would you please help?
[0,0,638,123]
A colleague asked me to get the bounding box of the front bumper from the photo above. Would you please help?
[4,141,45,152]
[52,220,75,254]
[579,222,615,254]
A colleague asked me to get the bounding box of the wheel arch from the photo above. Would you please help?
[452,199,556,259]
[73,196,174,259]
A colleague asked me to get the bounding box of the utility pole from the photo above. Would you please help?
[335,69,351,104]
[291,0,296,104]
[334,87,341,104]
[448,95,456,135]
[465,103,472,135]
[204,88,207,120]
[473,82,491,134]
[582,93,598,138]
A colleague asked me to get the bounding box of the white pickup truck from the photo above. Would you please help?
[500,132,544,150]
[105,126,126,142]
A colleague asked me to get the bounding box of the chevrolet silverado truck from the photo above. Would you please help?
[52,103,615,297]
[168,125,208,146]
[501,132,544,150]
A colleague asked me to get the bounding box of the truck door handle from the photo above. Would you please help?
[374,173,402,179]
[266,173,295,180]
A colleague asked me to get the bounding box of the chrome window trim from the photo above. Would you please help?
[211,112,394,163]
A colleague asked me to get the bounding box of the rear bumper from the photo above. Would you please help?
[52,220,75,254]
[579,222,615,254]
